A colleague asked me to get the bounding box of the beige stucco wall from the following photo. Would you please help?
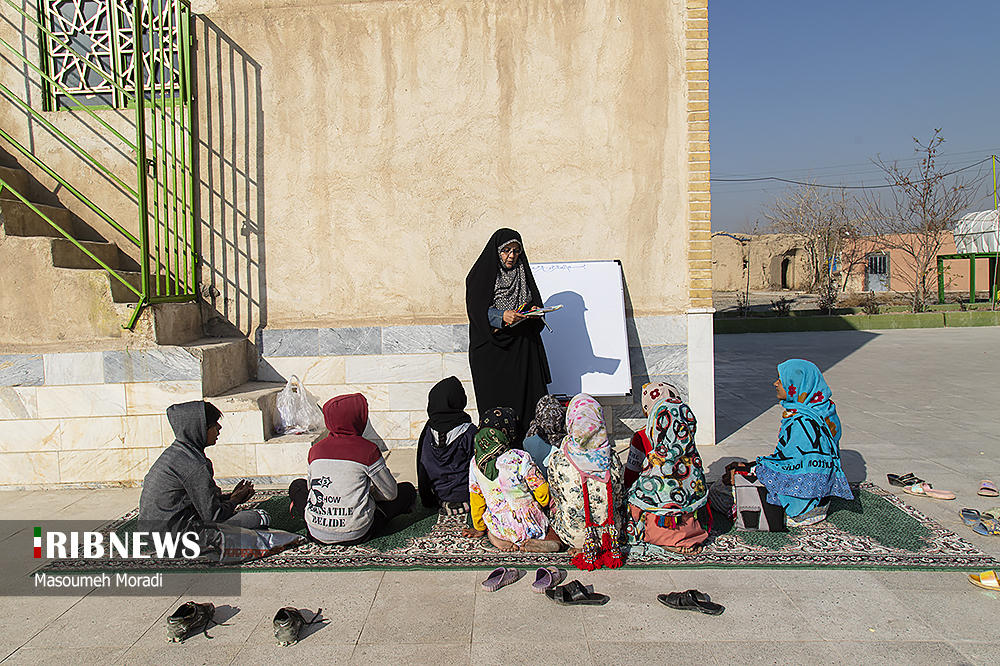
[1,0,703,340]
[195,0,695,334]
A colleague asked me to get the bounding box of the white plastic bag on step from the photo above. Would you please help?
[275,375,324,435]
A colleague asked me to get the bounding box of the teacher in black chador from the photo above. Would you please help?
[465,228,551,440]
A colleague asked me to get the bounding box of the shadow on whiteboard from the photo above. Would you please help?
[542,291,621,395]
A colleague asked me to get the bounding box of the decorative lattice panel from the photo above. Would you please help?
[41,0,183,109]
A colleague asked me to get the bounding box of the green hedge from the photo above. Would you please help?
[715,310,1000,334]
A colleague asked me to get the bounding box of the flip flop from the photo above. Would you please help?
[481,567,520,592]
[531,567,565,593]
[961,508,982,527]
[657,589,725,616]
[979,480,999,497]
[545,580,609,606]
[903,483,956,500]
[887,473,925,488]
[973,517,1000,536]
[983,508,1000,521]
[969,570,1000,590]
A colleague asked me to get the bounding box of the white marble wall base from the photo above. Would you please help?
[687,308,717,445]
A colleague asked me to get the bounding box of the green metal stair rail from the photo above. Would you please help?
[0,0,196,328]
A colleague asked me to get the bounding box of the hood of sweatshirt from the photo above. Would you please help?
[166,400,210,454]
[323,393,369,437]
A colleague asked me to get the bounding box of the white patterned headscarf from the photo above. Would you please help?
[492,240,530,312]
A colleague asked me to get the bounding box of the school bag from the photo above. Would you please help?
[733,471,787,532]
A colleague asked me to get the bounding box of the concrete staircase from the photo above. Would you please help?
[0,162,316,487]
[0,164,148,344]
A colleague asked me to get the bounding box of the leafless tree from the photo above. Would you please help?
[863,130,980,312]
[761,182,858,293]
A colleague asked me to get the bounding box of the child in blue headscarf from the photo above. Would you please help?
[755,359,853,526]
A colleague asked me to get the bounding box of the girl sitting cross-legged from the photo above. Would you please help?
[461,407,563,553]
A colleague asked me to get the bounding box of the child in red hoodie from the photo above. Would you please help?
[288,393,416,544]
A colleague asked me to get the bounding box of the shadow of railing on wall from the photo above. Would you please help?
[194,17,266,342]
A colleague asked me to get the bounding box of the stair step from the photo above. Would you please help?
[183,336,252,397]
[1,199,75,238]
[110,272,142,303]
[211,381,285,441]
[110,272,180,303]
[0,166,30,201]
[50,238,120,270]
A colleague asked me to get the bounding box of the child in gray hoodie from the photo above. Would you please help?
[139,401,270,532]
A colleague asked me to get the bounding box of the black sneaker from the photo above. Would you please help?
[273,606,323,646]
[273,607,305,646]
[166,601,215,643]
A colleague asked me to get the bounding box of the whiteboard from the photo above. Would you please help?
[530,261,631,397]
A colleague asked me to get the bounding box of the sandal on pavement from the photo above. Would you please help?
[887,473,925,488]
[545,580,609,606]
[481,566,521,592]
[961,508,982,527]
[969,570,1000,590]
[903,483,956,500]
[973,517,1000,536]
[531,567,565,593]
[979,480,999,498]
[657,589,725,616]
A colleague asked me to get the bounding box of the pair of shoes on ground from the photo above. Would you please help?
[657,589,725,615]
[165,601,322,646]
[480,567,609,605]
[887,473,955,500]
[960,508,1000,536]
[480,566,566,593]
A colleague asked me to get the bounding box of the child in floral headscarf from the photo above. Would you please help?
[522,394,567,479]
[624,382,709,555]
[461,407,563,552]
[547,394,624,569]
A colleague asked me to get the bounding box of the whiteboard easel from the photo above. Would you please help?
[530,261,631,397]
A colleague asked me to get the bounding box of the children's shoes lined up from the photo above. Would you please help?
[164,602,323,646]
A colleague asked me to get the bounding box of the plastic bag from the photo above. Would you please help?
[275,375,324,435]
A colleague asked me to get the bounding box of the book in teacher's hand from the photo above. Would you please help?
[517,303,563,317]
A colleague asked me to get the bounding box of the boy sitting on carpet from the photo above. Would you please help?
[288,393,416,545]
[139,400,271,532]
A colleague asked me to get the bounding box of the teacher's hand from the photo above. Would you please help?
[502,310,527,326]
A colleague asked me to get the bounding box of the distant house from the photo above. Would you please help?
[840,228,994,296]
[712,233,813,292]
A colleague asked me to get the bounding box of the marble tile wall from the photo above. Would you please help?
[257,315,692,449]
[0,313,705,487]
[0,349,202,387]
[0,346,230,486]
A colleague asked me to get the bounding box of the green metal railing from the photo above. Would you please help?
[0,0,196,329]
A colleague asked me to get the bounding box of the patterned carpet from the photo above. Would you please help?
[45,483,999,572]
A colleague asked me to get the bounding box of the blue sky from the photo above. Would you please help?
[709,1,1000,232]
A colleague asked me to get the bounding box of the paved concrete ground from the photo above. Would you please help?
[2,327,1000,665]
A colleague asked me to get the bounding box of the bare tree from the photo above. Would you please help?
[863,130,980,312]
[762,182,857,293]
